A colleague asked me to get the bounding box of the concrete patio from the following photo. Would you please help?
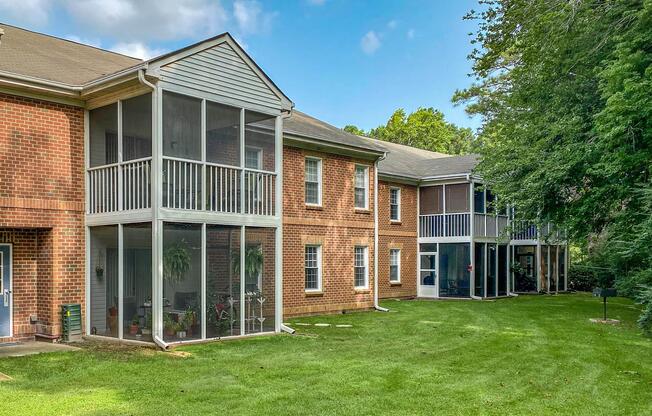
[0,342,79,359]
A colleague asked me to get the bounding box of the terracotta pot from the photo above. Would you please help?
[129,324,139,335]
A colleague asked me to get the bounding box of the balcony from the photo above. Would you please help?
[419,213,470,238]
[88,158,152,214]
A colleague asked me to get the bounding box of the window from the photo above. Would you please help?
[390,249,401,283]
[390,188,401,221]
[354,246,369,289]
[305,158,322,205]
[305,245,322,291]
[245,146,262,170]
[354,165,369,209]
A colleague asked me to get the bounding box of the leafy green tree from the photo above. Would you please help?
[454,0,651,329]
[367,107,473,155]
[343,125,366,136]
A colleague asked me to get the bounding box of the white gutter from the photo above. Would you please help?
[153,335,170,350]
[280,324,295,334]
[374,153,389,312]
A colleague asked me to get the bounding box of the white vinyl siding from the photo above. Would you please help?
[354,165,369,209]
[354,246,369,289]
[305,245,322,291]
[305,157,322,206]
[159,42,282,112]
[390,187,401,221]
[390,249,401,283]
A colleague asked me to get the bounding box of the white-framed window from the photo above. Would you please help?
[354,165,369,209]
[305,245,322,292]
[390,187,401,221]
[305,157,322,206]
[390,249,401,283]
[354,246,369,289]
[245,146,262,170]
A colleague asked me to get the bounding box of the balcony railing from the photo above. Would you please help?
[473,214,509,238]
[162,156,276,216]
[512,220,537,240]
[419,213,470,238]
[87,157,152,214]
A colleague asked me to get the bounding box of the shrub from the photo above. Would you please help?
[568,264,598,292]
[636,286,652,336]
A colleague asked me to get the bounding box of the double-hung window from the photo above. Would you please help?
[390,249,401,283]
[245,146,262,170]
[354,165,369,209]
[305,157,322,206]
[305,245,322,292]
[390,187,401,221]
[354,246,369,289]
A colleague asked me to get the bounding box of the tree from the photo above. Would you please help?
[367,107,473,155]
[454,0,652,329]
[343,125,366,136]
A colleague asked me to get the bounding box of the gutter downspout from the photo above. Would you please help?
[374,153,389,312]
[137,68,171,350]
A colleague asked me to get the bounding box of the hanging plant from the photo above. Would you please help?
[163,243,191,284]
[232,245,263,282]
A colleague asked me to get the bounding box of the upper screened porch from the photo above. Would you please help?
[85,35,289,225]
[418,181,565,242]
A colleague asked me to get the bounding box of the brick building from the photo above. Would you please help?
[0,24,568,345]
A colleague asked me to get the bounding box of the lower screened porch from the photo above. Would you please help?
[87,222,278,345]
[417,240,568,299]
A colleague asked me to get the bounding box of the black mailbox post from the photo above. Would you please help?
[593,288,617,321]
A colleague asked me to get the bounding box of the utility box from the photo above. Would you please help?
[61,303,82,342]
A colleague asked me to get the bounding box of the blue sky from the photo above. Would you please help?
[0,0,481,131]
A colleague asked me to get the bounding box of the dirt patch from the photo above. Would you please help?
[0,372,12,382]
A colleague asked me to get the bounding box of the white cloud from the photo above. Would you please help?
[407,29,415,39]
[360,30,381,55]
[233,0,276,35]
[110,41,166,59]
[307,0,326,5]
[0,0,51,26]
[387,20,397,30]
[63,0,228,41]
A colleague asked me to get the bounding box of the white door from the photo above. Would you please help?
[418,251,438,298]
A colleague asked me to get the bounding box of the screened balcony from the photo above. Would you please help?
[418,183,508,239]
[87,91,278,218]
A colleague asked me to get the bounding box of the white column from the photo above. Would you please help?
[152,86,163,341]
[118,224,124,339]
[469,180,475,297]
[117,100,123,211]
[201,223,206,339]
[240,225,245,336]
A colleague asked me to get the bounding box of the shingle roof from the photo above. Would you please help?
[284,110,385,153]
[0,23,142,85]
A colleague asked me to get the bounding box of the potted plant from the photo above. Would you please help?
[163,313,176,338]
[175,321,186,339]
[232,245,264,292]
[95,265,104,280]
[163,242,191,284]
[129,314,140,335]
[182,306,196,337]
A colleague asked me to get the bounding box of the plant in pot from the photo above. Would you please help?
[129,314,140,335]
[163,242,191,284]
[182,306,196,337]
[232,245,264,293]
[163,313,176,338]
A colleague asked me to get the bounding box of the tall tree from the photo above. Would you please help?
[343,125,366,136]
[367,107,473,155]
[454,0,652,324]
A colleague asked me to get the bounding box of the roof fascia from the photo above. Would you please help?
[284,133,385,160]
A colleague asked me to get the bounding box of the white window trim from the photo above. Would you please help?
[245,145,263,170]
[304,157,322,207]
[304,245,322,292]
[390,248,401,283]
[354,165,369,210]
[354,245,369,289]
[390,187,401,222]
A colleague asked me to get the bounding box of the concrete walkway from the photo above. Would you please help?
[0,341,79,358]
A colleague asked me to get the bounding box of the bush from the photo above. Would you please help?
[568,264,598,292]
[636,286,652,336]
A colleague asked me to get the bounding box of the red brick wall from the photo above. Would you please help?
[282,146,376,316]
[0,92,85,341]
[378,181,418,299]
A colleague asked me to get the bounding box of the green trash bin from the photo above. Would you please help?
[61,303,82,342]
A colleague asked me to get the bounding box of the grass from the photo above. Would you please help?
[1,293,651,415]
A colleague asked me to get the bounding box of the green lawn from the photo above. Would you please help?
[1,294,651,415]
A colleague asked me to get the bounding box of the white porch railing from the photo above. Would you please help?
[473,214,509,238]
[419,213,470,237]
[122,158,151,211]
[244,170,276,216]
[88,164,119,214]
[512,220,537,240]
[88,157,152,214]
[206,163,241,213]
[162,157,276,216]
[163,157,202,210]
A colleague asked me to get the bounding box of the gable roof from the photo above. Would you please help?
[0,23,142,85]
